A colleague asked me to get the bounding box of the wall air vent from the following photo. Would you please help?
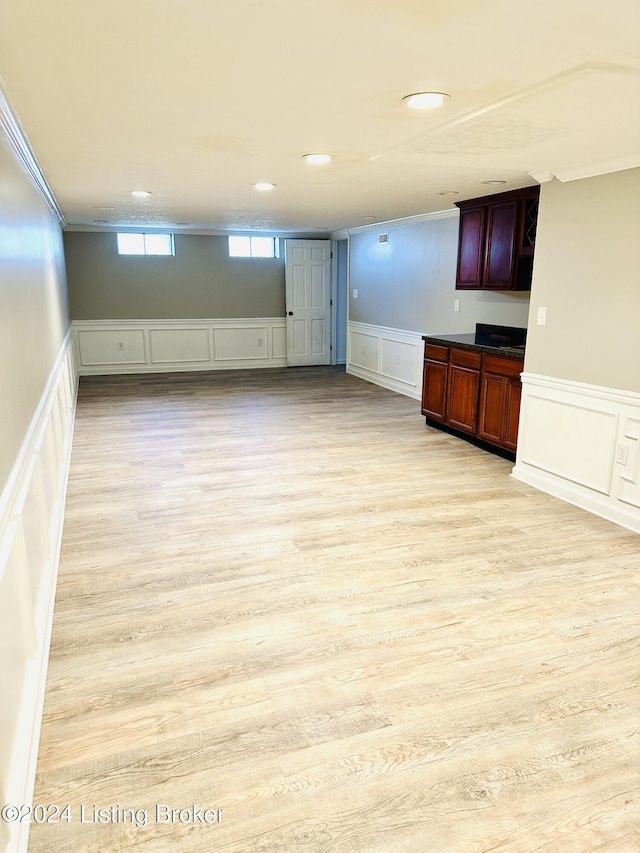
[378,233,389,243]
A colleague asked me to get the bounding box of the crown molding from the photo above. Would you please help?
[0,76,65,226]
[529,153,640,186]
[347,207,457,235]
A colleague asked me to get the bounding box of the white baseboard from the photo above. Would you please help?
[0,332,77,853]
[346,321,423,399]
[512,372,640,534]
[73,318,287,375]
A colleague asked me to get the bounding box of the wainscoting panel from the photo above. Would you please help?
[618,416,640,510]
[0,333,77,853]
[149,327,210,364]
[347,321,423,399]
[513,372,640,534]
[213,326,268,362]
[77,328,146,366]
[73,319,288,375]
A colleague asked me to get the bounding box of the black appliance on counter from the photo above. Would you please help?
[474,323,526,351]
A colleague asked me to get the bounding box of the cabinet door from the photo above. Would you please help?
[421,358,448,422]
[504,379,523,451]
[477,373,507,446]
[456,206,485,289]
[483,200,518,288]
[446,365,479,434]
[478,355,524,450]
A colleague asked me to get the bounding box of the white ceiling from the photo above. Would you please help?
[1,0,639,234]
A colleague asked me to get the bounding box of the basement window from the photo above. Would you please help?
[117,233,175,256]
[228,236,278,258]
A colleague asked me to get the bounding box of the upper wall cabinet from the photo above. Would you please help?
[455,186,540,291]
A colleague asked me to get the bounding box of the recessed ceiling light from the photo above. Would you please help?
[363,215,377,221]
[438,191,460,196]
[254,182,275,191]
[402,92,450,110]
[94,206,114,210]
[93,219,109,223]
[481,180,507,185]
[303,153,332,165]
[131,190,152,198]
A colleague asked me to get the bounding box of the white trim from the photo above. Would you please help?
[0,334,77,853]
[346,321,423,399]
[63,224,325,238]
[73,318,288,375]
[347,207,457,236]
[520,372,640,406]
[530,154,640,186]
[512,372,640,535]
[0,76,65,226]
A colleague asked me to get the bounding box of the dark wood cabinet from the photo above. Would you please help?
[483,200,518,288]
[455,206,485,289]
[422,341,524,455]
[445,349,481,434]
[421,344,448,422]
[477,355,524,451]
[455,187,539,292]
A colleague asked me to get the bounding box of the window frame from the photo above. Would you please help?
[228,235,279,259]
[116,232,175,257]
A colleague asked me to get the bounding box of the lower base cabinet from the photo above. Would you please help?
[477,355,523,452]
[446,349,481,434]
[422,342,524,454]
[421,344,448,422]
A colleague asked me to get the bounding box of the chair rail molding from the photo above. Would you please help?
[513,372,640,534]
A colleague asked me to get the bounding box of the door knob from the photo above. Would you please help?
[288,311,293,316]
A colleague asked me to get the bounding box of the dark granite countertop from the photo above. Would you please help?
[422,333,526,360]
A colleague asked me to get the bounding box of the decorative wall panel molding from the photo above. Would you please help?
[347,321,423,399]
[0,333,77,853]
[513,372,640,534]
[73,318,287,375]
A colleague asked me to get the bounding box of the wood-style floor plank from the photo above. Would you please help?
[29,367,640,852]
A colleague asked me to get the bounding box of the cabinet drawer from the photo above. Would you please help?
[450,348,481,369]
[424,343,449,362]
[482,354,524,378]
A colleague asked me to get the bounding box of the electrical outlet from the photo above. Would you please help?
[352,289,359,299]
[396,354,401,365]
[258,337,263,347]
[117,341,125,350]
[537,306,547,325]
[454,299,460,312]
[616,444,629,465]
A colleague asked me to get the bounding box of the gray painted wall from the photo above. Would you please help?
[348,213,530,334]
[65,232,286,319]
[335,239,348,363]
[524,169,640,392]
[0,131,69,495]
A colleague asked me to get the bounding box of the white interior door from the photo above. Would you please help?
[285,240,331,366]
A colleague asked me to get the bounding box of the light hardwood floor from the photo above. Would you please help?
[29,367,640,852]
